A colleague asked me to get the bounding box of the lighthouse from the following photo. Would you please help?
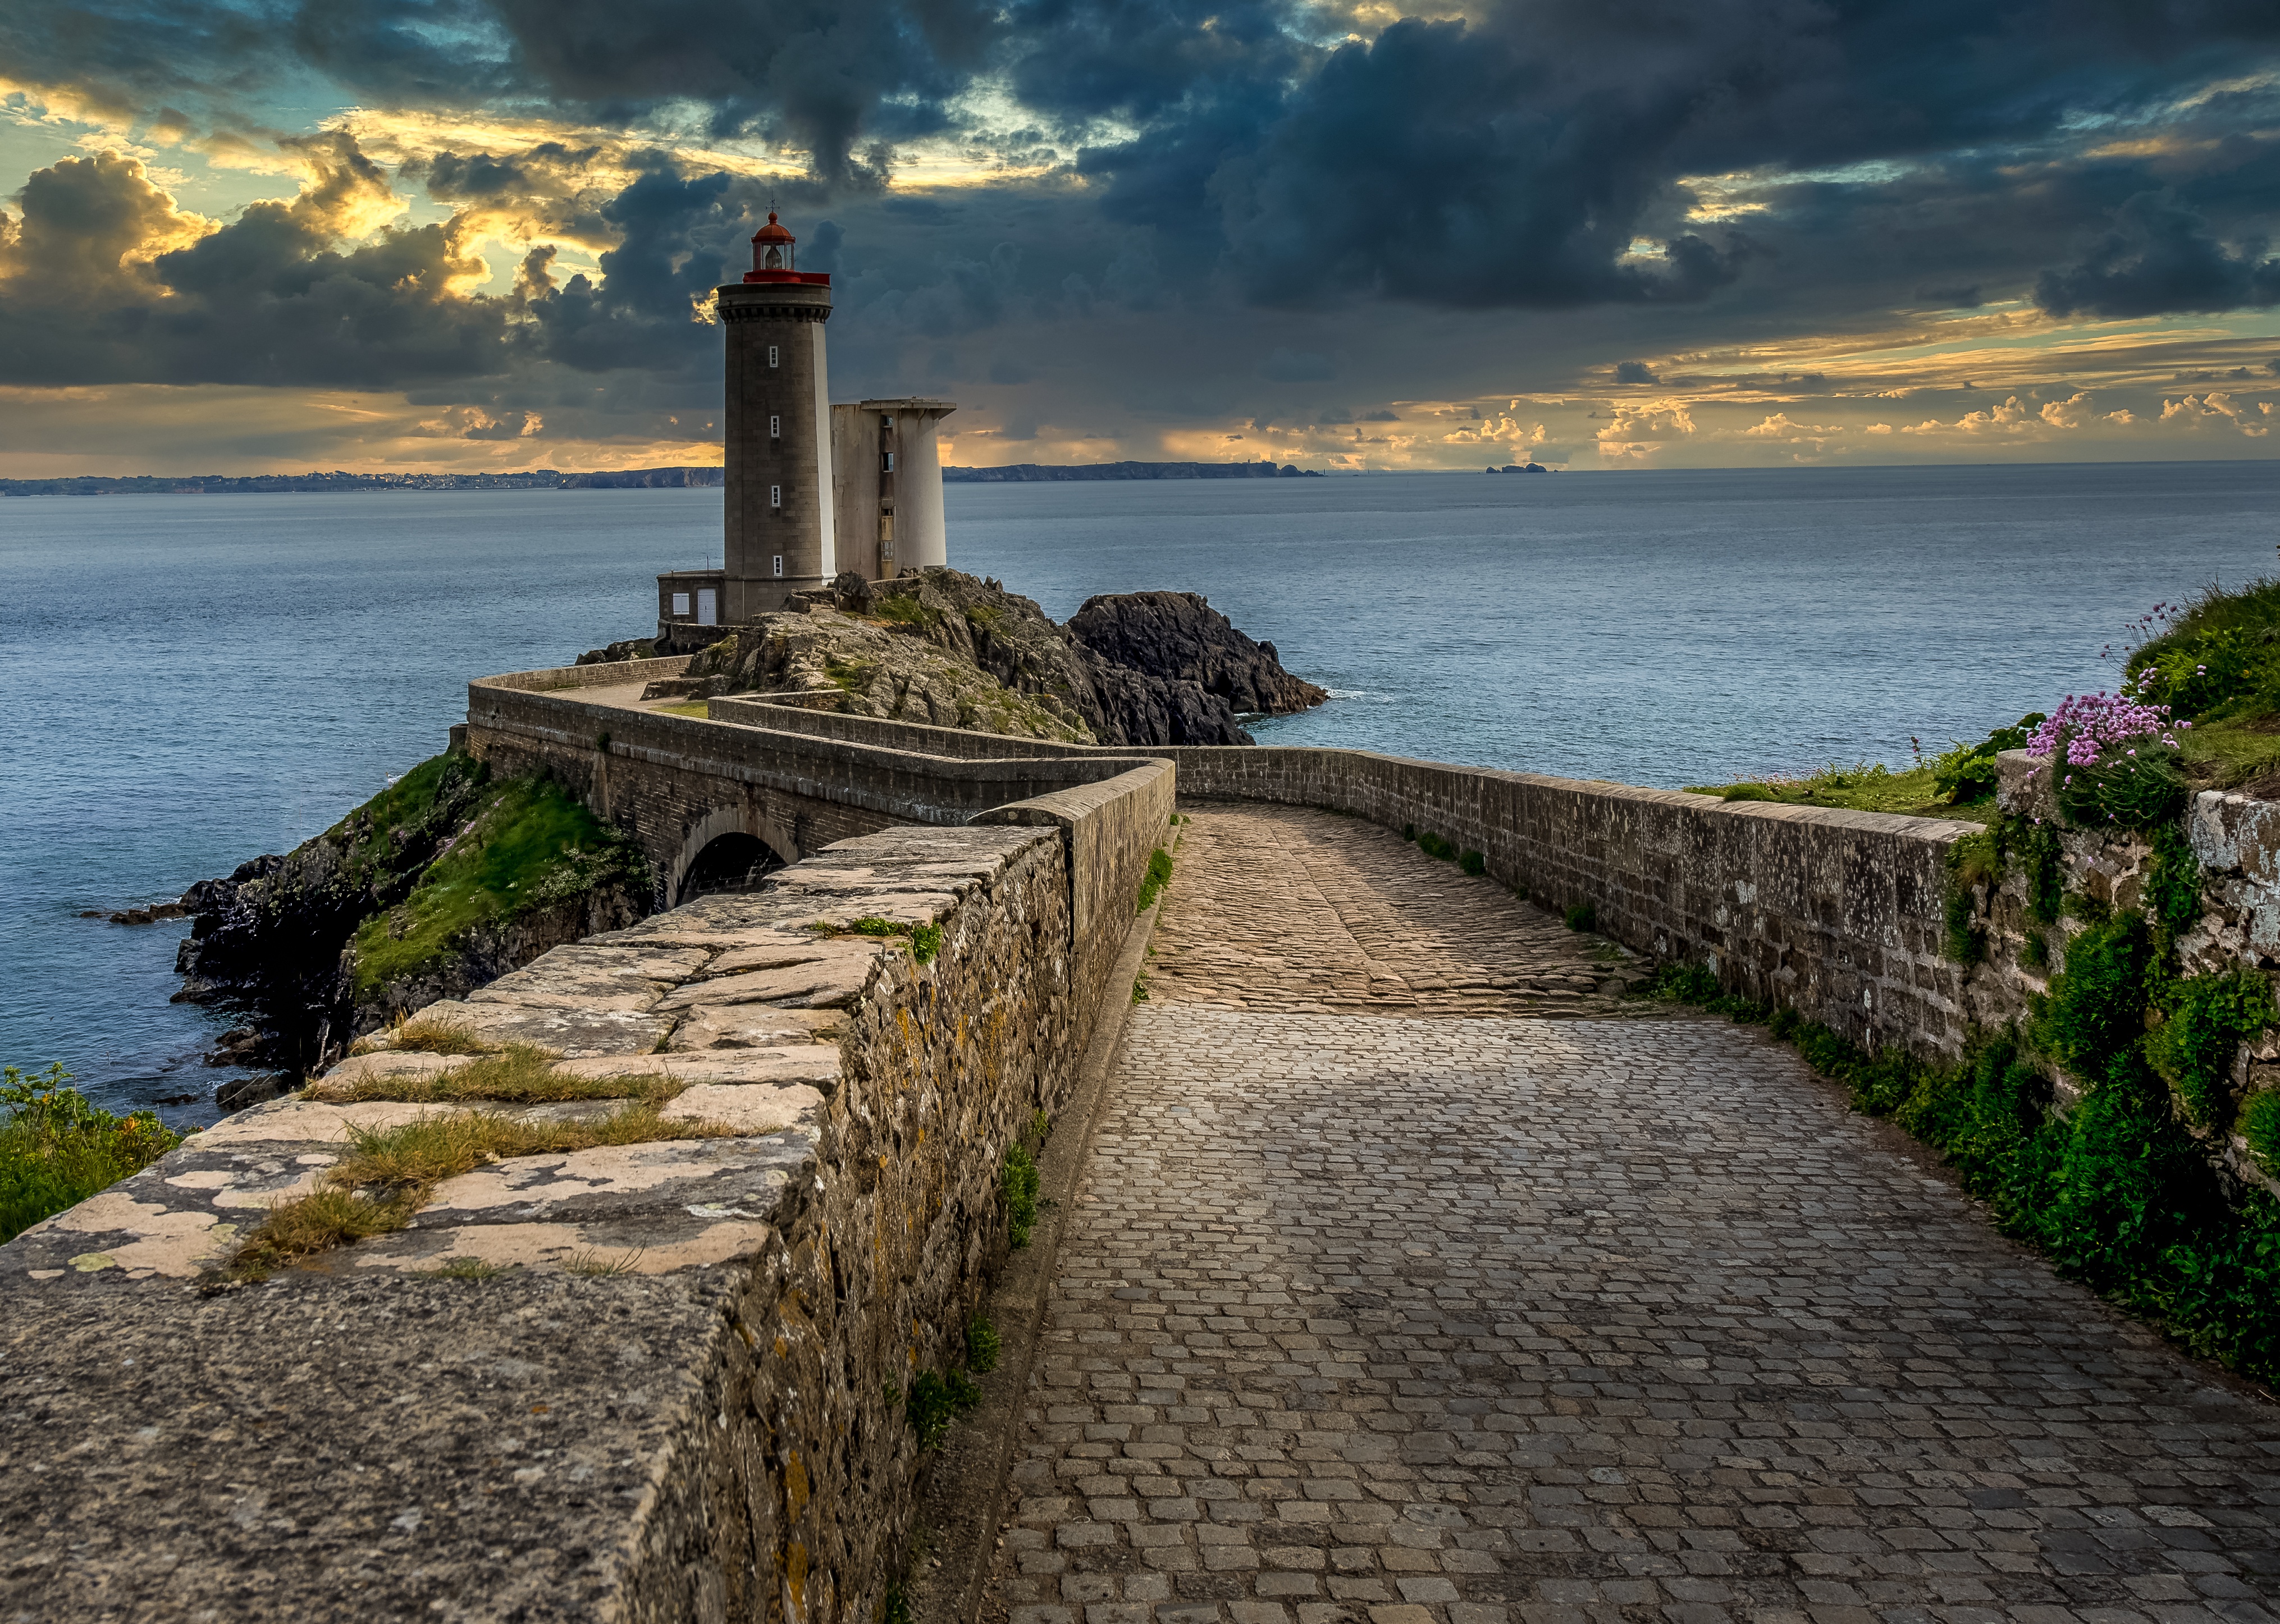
[715,212,835,619]
[655,211,958,641]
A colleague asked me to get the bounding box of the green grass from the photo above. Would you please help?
[351,775,647,994]
[1002,1141,1041,1247]
[222,1099,754,1280]
[656,700,710,719]
[1135,847,1174,914]
[1685,760,1995,822]
[0,1064,181,1244]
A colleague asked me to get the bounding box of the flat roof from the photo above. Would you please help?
[851,397,957,414]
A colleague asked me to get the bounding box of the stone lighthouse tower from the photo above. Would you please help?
[714,212,835,619]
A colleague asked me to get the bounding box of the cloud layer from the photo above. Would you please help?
[2,0,2278,470]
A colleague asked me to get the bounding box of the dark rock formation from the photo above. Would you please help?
[575,637,658,665]
[1066,592,1329,718]
[850,569,1326,748]
[176,751,647,1087]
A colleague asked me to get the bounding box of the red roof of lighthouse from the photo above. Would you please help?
[753,211,794,244]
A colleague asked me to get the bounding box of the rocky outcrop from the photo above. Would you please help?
[720,568,1331,743]
[576,638,658,665]
[681,602,1096,743]
[176,751,650,1085]
[1066,591,1329,717]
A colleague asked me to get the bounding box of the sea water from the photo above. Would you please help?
[4,460,2276,1120]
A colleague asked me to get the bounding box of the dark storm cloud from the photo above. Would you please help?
[2035,190,2280,317]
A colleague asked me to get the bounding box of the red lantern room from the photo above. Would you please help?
[743,211,830,285]
[752,212,794,273]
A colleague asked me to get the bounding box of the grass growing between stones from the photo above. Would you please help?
[351,1014,497,1056]
[0,1064,182,1245]
[305,1045,679,1106]
[826,914,947,965]
[1134,847,1174,914]
[219,1100,746,1282]
[1644,960,2280,1385]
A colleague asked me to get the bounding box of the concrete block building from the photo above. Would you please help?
[659,214,955,638]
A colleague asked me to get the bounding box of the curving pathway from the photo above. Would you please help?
[982,804,2280,1624]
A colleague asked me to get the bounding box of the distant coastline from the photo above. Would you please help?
[0,459,1333,496]
[0,468,725,497]
[944,461,1321,482]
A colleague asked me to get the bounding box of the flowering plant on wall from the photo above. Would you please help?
[2025,688,2191,830]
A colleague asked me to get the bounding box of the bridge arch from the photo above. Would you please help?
[669,804,799,907]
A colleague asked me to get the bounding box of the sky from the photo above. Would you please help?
[2,0,2278,474]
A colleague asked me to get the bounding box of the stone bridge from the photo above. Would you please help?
[4,656,2277,1623]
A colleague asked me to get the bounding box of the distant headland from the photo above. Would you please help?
[943,461,1322,482]
[0,459,1324,497]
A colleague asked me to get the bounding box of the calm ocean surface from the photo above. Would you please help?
[5,460,2277,1121]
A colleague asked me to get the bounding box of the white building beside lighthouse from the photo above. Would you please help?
[657,212,956,639]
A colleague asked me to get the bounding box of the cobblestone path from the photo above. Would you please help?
[982,807,2280,1624]
[1146,805,1653,1017]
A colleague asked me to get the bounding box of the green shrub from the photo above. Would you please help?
[1135,848,1174,914]
[906,1368,983,1449]
[2004,815,2065,925]
[1002,1142,1041,1247]
[2034,913,2153,1077]
[2055,748,2189,832]
[1650,962,1721,1003]
[2146,824,2203,958]
[1931,713,2046,804]
[1457,849,1486,876]
[0,1064,181,1244]
[2243,1090,2280,1175]
[2149,968,2277,1128]
[967,1315,1001,1374]
[1720,784,1780,803]
[1416,831,1456,861]
[1564,902,1597,933]
[1943,829,1999,964]
[1400,823,1415,840]
[2021,931,2050,971]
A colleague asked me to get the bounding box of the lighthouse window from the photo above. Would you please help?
[773,555,785,579]
[770,483,782,508]
[671,592,691,615]
[769,414,781,440]
[768,345,779,368]
[883,451,895,473]
[764,245,784,270]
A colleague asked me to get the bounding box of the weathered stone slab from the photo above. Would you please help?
[661,1082,825,1134]
[468,943,709,1010]
[410,1132,813,1227]
[705,936,884,978]
[666,1003,842,1051]
[372,999,673,1056]
[349,1215,779,1275]
[324,1049,458,1085]
[556,1050,839,1091]
[657,955,881,1010]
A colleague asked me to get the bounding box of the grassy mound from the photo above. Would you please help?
[2124,579,2280,792]
[0,1064,180,1243]
[350,770,647,995]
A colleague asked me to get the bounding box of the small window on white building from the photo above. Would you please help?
[768,345,779,367]
[671,591,691,616]
[770,483,782,508]
[770,414,781,439]
[696,588,716,625]
[773,555,784,579]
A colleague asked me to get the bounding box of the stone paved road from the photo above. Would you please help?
[1148,805,1656,1017]
[981,807,2280,1624]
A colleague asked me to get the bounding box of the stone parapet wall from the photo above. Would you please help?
[699,700,1987,1058]
[0,748,1172,1617]
[468,674,1160,903]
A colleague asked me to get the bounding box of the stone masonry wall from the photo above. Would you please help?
[0,756,1170,1619]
